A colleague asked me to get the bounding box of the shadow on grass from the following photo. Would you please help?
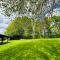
[0,42,10,45]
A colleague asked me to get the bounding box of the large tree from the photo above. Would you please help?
[5,16,32,38]
[0,0,48,17]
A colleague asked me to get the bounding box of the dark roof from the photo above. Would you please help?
[0,34,9,38]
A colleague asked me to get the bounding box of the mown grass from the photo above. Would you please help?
[0,38,60,60]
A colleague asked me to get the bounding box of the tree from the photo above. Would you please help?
[45,16,60,38]
[1,0,48,17]
[5,16,32,39]
[1,0,25,16]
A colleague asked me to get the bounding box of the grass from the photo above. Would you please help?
[0,38,60,60]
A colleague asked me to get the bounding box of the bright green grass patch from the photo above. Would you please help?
[0,38,60,60]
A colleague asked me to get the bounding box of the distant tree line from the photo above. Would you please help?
[5,16,60,39]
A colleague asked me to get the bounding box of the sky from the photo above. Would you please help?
[0,8,16,34]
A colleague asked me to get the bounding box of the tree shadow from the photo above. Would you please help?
[0,42,10,45]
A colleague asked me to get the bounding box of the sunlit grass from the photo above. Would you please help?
[0,38,60,60]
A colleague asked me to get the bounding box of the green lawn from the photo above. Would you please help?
[0,38,60,60]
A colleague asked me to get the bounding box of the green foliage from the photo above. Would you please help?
[46,16,60,38]
[5,17,22,36]
[5,16,43,39]
[5,16,32,38]
[52,16,60,22]
[5,16,60,38]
